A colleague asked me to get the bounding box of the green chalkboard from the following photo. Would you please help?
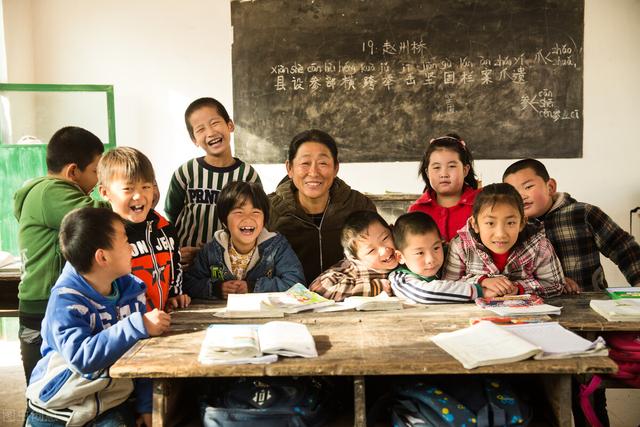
[0,84,116,256]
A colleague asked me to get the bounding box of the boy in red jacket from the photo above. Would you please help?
[99,147,190,312]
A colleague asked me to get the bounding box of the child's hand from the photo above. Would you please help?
[136,412,152,427]
[179,244,203,268]
[381,280,393,296]
[482,288,502,298]
[482,277,516,296]
[143,308,171,336]
[563,277,581,294]
[165,294,191,312]
[221,280,249,299]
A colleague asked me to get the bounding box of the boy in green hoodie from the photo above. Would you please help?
[13,126,106,383]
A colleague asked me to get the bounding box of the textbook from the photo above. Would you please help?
[606,287,640,299]
[263,283,335,313]
[475,294,562,316]
[312,292,403,312]
[215,293,284,318]
[198,321,318,365]
[431,321,606,369]
[343,293,403,311]
[590,298,640,321]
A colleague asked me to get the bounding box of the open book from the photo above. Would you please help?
[263,283,335,313]
[215,293,284,318]
[198,321,318,365]
[590,298,640,321]
[313,292,403,312]
[432,321,607,369]
[475,294,562,316]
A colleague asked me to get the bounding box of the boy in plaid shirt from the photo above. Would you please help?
[309,210,397,301]
[443,183,565,297]
[504,158,640,292]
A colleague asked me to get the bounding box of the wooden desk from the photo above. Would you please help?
[111,293,621,426]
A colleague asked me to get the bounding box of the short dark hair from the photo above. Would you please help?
[288,129,339,165]
[418,133,478,192]
[217,181,270,228]
[502,158,551,182]
[341,210,390,258]
[98,147,155,187]
[392,212,441,251]
[46,126,104,173]
[472,183,525,223]
[184,97,231,140]
[60,207,124,274]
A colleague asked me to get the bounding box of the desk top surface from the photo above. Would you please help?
[111,293,623,379]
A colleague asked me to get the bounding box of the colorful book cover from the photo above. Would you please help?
[475,294,544,309]
[607,287,640,299]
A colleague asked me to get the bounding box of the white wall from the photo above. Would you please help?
[3,0,639,284]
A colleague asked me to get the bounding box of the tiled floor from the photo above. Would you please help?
[0,327,638,426]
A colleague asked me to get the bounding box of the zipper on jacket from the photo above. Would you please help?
[146,220,164,310]
[292,196,330,274]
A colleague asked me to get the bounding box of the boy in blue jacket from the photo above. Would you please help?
[25,207,170,426]
[184,181,304,299]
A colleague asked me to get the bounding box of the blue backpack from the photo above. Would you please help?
[383,377,532,427]
[200,377,338,427]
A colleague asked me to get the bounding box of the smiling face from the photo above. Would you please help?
[188,105,234,164]
[226,198,265,254]
[426,148,470,198]
[396,230,444,277]
[471,202,525,255]
[503,168,556,219]
[354,220,398,271]
[286,141,338,211]
[100,176,154,223]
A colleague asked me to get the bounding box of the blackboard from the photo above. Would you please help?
[231,0,583,163]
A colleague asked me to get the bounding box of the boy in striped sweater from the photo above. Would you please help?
[389,211,485,304]
[165,97,261,266]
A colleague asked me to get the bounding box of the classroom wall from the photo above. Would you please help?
[2,0,639,284]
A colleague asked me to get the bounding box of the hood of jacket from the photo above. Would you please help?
[54,262,146,306]
[14,176,71,221]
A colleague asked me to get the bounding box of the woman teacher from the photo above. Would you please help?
[268,129,377,283]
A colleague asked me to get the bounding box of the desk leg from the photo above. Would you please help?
[152,379,169,427]
[541,374,572,427]
[353,376,366,427]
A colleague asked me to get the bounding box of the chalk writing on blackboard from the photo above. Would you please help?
[231,0,584,163]
[267,40,581,124]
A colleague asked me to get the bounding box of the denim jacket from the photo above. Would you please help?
[184,228,305,299]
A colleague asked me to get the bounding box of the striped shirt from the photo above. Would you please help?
[164,157,261,247]
[390,267,482,304]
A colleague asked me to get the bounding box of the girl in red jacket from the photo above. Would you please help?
[408,134,480,242]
